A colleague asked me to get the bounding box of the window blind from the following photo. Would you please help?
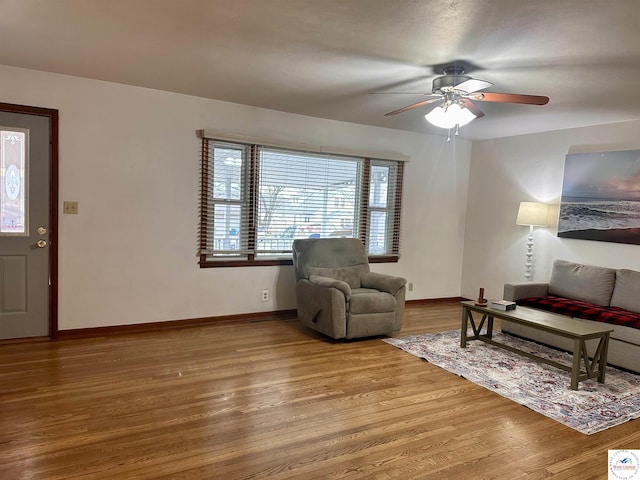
[256,147,360,255]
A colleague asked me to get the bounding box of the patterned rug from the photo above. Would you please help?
[383,330,640,435]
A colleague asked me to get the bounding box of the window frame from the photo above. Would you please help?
[199,135,404,268]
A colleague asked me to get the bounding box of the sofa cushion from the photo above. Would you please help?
[610,269,640,314]
[518,295,640,330]
[548,259,616,306]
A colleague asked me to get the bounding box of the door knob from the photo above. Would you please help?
[37,240,47,248]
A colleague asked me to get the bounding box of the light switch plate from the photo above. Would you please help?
[63,201,78,214]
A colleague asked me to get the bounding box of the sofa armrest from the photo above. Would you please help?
[361,272,406,295]
[309,274,352,297]
[503,282,549,301]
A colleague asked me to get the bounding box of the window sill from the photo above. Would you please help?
[199,255,399,268]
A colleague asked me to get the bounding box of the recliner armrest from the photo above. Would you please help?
[361,272,406,295]
[308,274,352,297]
[503,282,549,301]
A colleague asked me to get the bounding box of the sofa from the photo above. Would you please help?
[503,259,640,373]
[292,238,406,339]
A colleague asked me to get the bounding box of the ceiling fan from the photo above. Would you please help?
[379,65,549,133]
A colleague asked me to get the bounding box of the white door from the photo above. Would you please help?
[0,110,52,339]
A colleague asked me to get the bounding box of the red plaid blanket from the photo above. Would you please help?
[517,295,640,330]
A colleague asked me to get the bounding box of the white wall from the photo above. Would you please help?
[0,65,472,330]
[462,121,640,302]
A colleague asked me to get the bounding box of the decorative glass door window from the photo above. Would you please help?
[0,128,28,235]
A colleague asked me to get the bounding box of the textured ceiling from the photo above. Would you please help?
[1,0,640,140]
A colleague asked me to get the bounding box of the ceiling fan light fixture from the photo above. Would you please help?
[424,102,476,129]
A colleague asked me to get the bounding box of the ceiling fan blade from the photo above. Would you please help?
[384,97,444,116]
[460,99,485,118]
[454,78,493,94]
[370,92,437,95]
[472,92,549,105]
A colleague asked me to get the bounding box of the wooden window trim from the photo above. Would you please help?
[198,137,403,268]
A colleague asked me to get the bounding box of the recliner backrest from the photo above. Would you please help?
[292,238,370,288]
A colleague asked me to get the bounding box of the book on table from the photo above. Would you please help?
[490,300,516,311]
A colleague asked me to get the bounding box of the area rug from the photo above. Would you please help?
[383,330,640,435]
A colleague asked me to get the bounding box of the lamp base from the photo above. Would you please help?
[524,228,534,280]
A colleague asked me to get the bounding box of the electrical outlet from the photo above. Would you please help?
[408,282,414,292]
[261,289,269,302]
[63,201,79,215]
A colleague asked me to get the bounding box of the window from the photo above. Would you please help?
[199,134,404,266]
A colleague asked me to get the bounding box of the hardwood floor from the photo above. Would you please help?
[0,301,637,479]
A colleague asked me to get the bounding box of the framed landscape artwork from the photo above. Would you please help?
[558,149,640,245]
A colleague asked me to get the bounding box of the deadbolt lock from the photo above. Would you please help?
[38,226,47,235]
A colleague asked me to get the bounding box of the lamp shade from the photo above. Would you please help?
[516,202,549,227]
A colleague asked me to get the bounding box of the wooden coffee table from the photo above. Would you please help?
[460,301,614,390]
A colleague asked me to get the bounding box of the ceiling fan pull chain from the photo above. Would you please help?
[446,129,452,142]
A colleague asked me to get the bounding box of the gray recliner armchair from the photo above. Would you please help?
[292,238,406,339]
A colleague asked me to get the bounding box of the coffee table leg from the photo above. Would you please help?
[486,315,494,339]
[571,338,581,390]
[598,334,609,384]
[461,306,468,348]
